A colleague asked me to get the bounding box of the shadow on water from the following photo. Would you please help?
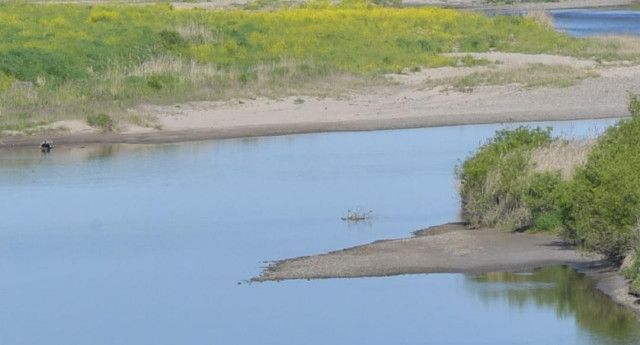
[466,266,640,342]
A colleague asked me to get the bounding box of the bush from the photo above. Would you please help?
[524,172,565,232]
[564,115,640,260]
[87,113,113,131]
[458,127,553,229]
[459,96,640,262]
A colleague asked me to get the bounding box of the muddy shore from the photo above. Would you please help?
[253,223,640,315]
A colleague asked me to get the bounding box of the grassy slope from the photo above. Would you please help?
[0,1,619,132]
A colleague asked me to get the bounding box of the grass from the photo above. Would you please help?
[530,139,595,179]
[425,63,598,92]
[86,113,113,131]
[582,35,640,63]
[0,1,637,133]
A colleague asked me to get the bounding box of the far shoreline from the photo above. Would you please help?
[3,50,638,149]
[0,113,625,149]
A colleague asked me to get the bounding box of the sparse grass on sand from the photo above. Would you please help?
[424,64,598,92]
[0,1,639,134]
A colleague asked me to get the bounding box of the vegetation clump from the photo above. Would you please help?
[459,95,640,291]
[87,113,114,131]
[458,126,553,230]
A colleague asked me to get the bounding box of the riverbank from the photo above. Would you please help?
[22,0,640,11]
[253,222,640,315]
[173,0,639,11]
[4,3,640,144]
[2,52,638,148]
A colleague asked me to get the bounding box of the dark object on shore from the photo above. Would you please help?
[40,140,54,153]
[341,210,372,222]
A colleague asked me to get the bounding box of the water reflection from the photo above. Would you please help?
[467,266,640,342]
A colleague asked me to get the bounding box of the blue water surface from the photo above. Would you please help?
[2,118,638,345]
[552,9,640,37]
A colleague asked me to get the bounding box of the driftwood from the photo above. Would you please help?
[341,210,372,222]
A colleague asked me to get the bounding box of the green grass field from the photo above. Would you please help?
[0,1,636,132]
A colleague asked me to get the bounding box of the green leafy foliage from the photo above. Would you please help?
[563,105,640,260]
[458,127,553,229]
[459,96,640,263]
[524,172,565,232]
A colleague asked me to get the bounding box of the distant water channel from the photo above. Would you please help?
[551,8,640,37]
[3,118,640,344]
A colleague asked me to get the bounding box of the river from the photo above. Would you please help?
[4,119,640,344]
[3,7,640,345]
[551,8,640,37]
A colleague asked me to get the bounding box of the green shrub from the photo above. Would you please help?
[459,96,640,261]
[563,114,640,260]
[524,172,565,232]
[458,127,553,229]
[87,113,113,131]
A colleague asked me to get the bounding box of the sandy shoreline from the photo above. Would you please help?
[2,53,638,149]
[253,223,640,314]
[0,113,623,149]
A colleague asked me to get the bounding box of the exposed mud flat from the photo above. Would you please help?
[254,222,640,315]
[253,223,604,281]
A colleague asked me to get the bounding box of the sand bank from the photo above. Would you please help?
[2,53,638,148]
[254,223,640,314]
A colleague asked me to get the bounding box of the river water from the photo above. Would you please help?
[3,7,640,345]
[551,8,640,37]
[4,119,640,345]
